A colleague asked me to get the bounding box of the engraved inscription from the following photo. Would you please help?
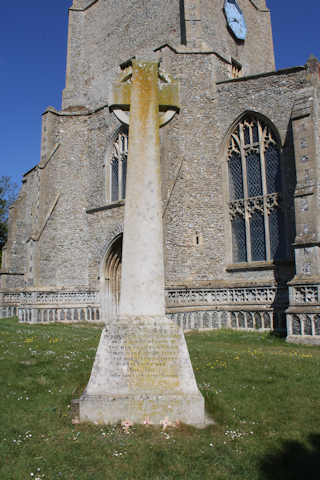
[104,325,180,386]
[126,334,180,378]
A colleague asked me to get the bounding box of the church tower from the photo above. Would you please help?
[63,0,275,110]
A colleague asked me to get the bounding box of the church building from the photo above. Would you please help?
[1,0,320,344]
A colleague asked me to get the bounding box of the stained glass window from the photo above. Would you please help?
[110,129,128,202]
[228,116,285,263]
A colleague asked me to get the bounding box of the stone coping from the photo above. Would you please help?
[226,261,277,271]
[287,306,320,313]
[288,278,320,286]
[216,65,305,85]
[0,271,24,276]
[86,201,125,214]
[286,335,320,346]
[70,0,98,12]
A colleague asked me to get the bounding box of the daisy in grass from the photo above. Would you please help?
[160,417,172,431]
[143,416,152,426]
[121,419,133,433]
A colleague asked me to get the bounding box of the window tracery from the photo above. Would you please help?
[228,116,284,263]
[109,129,128,202]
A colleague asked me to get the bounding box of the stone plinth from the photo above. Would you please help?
[79,315,205,425]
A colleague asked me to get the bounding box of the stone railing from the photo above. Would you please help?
[165,286,287,333]
[2,292,22,304]
[19,306,101,324]
[286,283,320,344]
[167,309,282,332]
[1,290,101,323]
[291,285,320,305]
[1,286,287,333]
[286,312,320,345]
[3,290,98,305]
[165,285,286,306]
[0,305,17,319]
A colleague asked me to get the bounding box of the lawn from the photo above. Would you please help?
[1,317,320,479]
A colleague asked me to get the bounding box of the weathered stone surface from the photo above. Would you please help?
[118,60,166,317]
[80,315,204,425]
[63,0,275,111]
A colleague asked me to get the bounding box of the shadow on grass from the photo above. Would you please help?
[260,434,320,480]
[268,330,287,339]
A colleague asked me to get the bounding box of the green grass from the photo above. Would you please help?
[1,318,320,479]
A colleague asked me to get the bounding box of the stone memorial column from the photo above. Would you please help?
[77,59,205,426]
[119,60,165,317]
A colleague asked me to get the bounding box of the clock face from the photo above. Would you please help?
[224,0,247,41]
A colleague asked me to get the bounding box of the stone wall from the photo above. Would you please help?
[160,51,305,289]
[63,0,181,110]
[200,0,275,79]
[63,0,275,110]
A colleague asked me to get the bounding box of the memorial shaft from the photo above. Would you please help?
[77,60,206,427]
[119,60,165,317]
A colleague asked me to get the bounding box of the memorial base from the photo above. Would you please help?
[78,392,204,426]
[76,315,206,426]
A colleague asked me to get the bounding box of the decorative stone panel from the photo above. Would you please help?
[1,286,287,334]
[291,285,320,304]
[167,309,277,332]
[287,313,320,345]
[18,306,101,324]
[166,286,284,306]
[1,290,101,324]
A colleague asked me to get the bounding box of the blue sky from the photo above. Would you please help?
[1,1,319,188]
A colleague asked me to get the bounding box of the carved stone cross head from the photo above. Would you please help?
[110,58,180,127]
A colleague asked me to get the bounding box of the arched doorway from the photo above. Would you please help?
[102,234,122,321]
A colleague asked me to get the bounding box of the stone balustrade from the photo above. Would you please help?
[3,284,320,343]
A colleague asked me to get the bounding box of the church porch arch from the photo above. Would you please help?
[99,233,123,322]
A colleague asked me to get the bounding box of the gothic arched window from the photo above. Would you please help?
[110,128,128,202]
[228,116,284,263]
